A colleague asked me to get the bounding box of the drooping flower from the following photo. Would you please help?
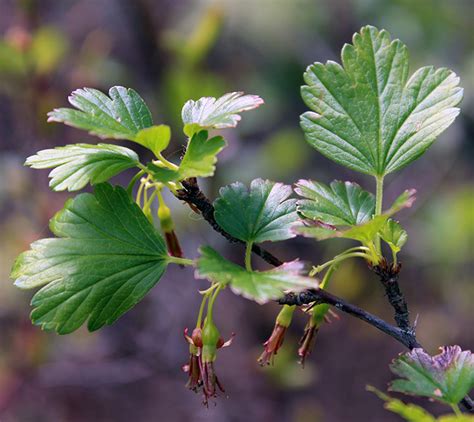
[298,304,339,366]
[258,305,295,366]
[182,322,234,405]
[183,327,203,392]
[199,317,234,405]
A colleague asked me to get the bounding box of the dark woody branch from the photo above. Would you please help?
[371,260,413,333]
[175,178,473,413]
[175,177,411,342]
[278,289,420,349]
[175,178,416,344]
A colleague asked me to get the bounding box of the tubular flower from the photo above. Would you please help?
[199,317,233,405]
[258,305,295,366]
[183,323,234,405]
[164,230,184,258]
[298,304,339,366]
[183,328,203,392]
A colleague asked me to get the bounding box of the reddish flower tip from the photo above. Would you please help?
[297,322,320,367]
[257,323,287,366]
[165,230,183,259]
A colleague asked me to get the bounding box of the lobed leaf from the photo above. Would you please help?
[48,86,153,140]
[196,246,316,304]
[389,346,474,405]
[368,386,435,422]
[301,25,463,176]
[295,179,375,226]
[380,219,408,252]
[11,183,170,334]
[295,189,415,243]
[182,91,264,136]
[178,130,226,179]
[25,143,139,191]
[367,387,474,422]
[214,178,300,244]
[134,125,171,156]
[145,130,226,182]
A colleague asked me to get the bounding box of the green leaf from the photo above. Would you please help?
[368,386,435,422]
[389,346,474,405]
[295,179,375,226]
[380,219,408,252]
[439,417,474,422]
[144,130,226,182]
[301,25,463,176]
[146,163,180,183]
[369,386,474,421]
[48,86,153,140]
[196,246,316,304]
[134,125,171,156]
[214,178,300,244]
[178,130,226,179]
[182,91,264,136]
[25,143,139,191]
[295,189,415,243]
[10,183,170,334]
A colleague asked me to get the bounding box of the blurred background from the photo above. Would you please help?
[0,0,472,421]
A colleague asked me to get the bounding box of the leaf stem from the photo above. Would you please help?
[312,251,371,274]
[245,241,253,271]
[451,403,462,417]
[156,153,179,171]
[207,284,223,320]
[320,262,339,290]
[375,175,384,254]
[127,169,145,196]
[167,256,194,266]
[142,191,157,223]
[196,294,209,328]
[136,179,145,207]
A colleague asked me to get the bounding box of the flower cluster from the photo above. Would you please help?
[183,319,234,405]
[258,304,338,367]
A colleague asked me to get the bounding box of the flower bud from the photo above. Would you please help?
[158,202,173,232]
[157,202,183,258]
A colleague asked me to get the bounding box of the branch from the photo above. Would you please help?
[175,178,473,413]
[175,178,415,347]
[278,289,421,350]
[372,260,413,333]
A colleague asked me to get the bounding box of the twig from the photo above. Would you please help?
[278,289,421,349]
[372,259,412,333]
[175,178,473,413]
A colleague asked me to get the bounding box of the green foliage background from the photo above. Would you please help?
[0,0,472,421]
